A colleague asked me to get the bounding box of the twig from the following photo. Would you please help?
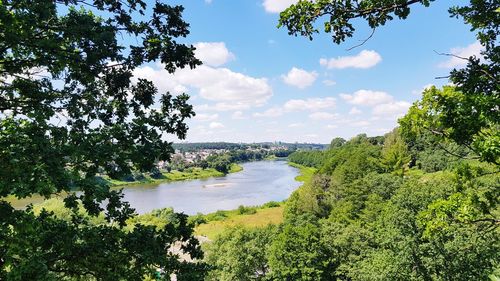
[346,28,376,51]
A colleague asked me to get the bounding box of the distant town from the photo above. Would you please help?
[160,142,328,168]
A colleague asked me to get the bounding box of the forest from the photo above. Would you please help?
[205,125,499,280]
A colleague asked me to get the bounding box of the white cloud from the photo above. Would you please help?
[326,124,338,129]
[322,79,336,86]
[283,97,336,112]
[263,0,298,13]
[309,112,338,121]
[340,90,394,106]
[351,120,370,127]
[288,123,304,128]
[209,122,225,129]
[253,107,284,118]
[205,0,212,3]
[372,101,411,118]
[176,66,272,106]
[135,64,273,111]
[193,113,218,122]
[194,42,235,67]
[132,66,187,95]
[282,67,318,89]
[231,111,246,119]
[349,107,362,115]
[253,97,335,118]
[320,50,382,69]
[304,134,318,138]
[438,42,483,68]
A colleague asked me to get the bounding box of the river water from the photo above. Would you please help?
[120,160,300,215]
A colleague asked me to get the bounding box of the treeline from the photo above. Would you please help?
[204,129,499,280]
[168,149,293,175]
[173,142,328,153]
[173,142,246,152]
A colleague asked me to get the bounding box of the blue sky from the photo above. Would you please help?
[133,0,480,143]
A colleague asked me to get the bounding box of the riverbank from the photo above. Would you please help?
[193,161,315,240]
[287,162,316,182]
[5,163,243,209]
[108,163,243,188]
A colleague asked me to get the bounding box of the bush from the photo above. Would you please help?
[188,213,207,226]
[237,205,257,215]
[263,201,281,208]
[206,210,228,221]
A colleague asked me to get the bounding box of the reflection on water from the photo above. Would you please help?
[121,160,300,215]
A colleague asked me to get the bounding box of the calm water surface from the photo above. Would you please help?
[121,160,300,215]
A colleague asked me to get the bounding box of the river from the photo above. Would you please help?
[121,160,300,215]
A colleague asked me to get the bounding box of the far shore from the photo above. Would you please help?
[4,163,243,209]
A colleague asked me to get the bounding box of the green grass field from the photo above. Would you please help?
[194,204,284,239]
[287,162,316,182]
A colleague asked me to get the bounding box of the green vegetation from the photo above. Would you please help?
[5,164,244,209]
[1,0,498,280]
[205,131,499,280]
[288,162,317,182]
[193,163,313,240]
[193,202,285,240]
[0,0,207,279]
[280,0,499,164]
[107,165,242,187]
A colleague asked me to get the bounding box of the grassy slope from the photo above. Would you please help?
[195,205,285,239]
[194,161,316,240]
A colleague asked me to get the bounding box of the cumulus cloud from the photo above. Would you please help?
[254,97,336,118]
[438,42,483,68]
[309,112,338,121]
[194,42,235,67]
[322,79,336,86]
[320,50,382,69]
[193,113,218,122]
[283,97,336,111]
[282,67,318,89]
[209,122,225,129]
[349,107,362,115]
[288,123,304,128]
[231,111,246,119]
[134,64,273,111]
[253,107,284,118]
[263,0,298,13]
[304,134,319,138]
[340,90,394,106]
[176,65,272,106]
[132,65,187,95]
[372,101,411,118]
[351,120,370,127]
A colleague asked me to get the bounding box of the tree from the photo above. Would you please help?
[268,219,333,280]
[279,0,499,164]
[205,226,276,281]
[329,137,346,149]
[0,0,206,279]
[381,128,411,176]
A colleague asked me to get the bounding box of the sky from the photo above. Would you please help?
[132,0,480,144]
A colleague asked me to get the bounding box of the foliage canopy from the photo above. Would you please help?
[0,0,207,279]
